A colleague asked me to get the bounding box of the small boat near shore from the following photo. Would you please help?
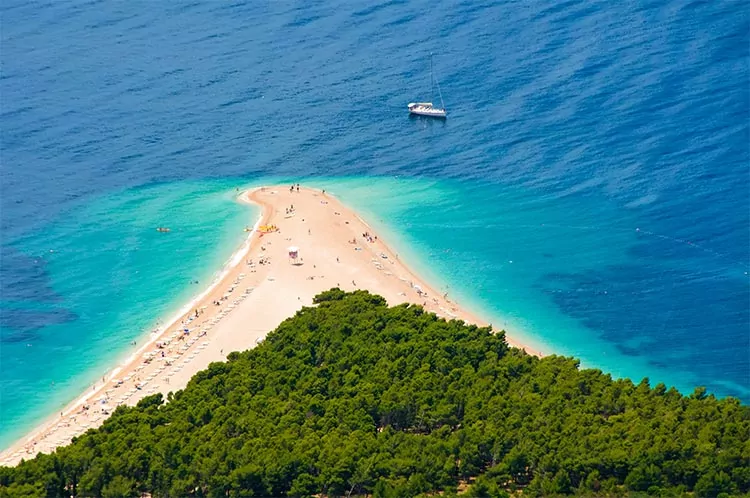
[408,54,447,119]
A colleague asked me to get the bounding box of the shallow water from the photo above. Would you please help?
[1,0,748,448]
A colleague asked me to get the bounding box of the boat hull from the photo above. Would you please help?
[407,103,447,118]
[409,109,447,118]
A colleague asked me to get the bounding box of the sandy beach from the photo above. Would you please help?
[0,185,541,467]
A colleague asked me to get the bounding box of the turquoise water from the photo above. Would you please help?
[0,181,256,448]
[2,0,748,450]
[1,175,748,450]
[315,177,735,392]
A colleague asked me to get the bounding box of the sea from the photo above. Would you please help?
[1,0,748,450]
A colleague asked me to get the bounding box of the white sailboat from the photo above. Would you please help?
[408,54,447,118]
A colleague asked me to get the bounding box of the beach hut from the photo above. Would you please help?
[287,246,300,264]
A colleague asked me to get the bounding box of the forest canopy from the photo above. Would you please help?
[1,289,748,497]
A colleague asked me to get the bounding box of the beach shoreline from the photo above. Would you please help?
[0,202,268,460]
[1,185,542,467]
[340,201,544,356]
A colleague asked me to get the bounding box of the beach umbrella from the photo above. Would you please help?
[287,246,299,263]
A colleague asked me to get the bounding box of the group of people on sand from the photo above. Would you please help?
[285,205,295,215]
[362,231,377,243]
[8,267,265,466]
[289,183,300,193]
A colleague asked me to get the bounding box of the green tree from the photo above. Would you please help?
[625,463,663,492]
[693,470,734,498]
[101,475,136,498]
[0,290,747,497]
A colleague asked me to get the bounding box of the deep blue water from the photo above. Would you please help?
[1,0,748,448]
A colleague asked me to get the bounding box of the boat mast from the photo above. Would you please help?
[430,53,435,105]
[436,73,445,110]
[431,53,445,110]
